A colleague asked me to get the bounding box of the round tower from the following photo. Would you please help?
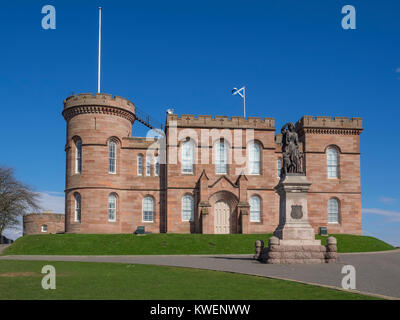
[62,93,135,233]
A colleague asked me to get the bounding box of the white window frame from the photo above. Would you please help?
[109,140,117,174]
[142,196,154,222]
[250,196,261,222]
[249,143,261,175]
[41,225,48,233]
[327,147,339,178]
[75,140,82,174]
[181,140,194,174]
[182,194,194,221]
[108,194,117,222]
[215,140,228,174]
[74,193,81,222]
[146,155,151,176]
[328,198,340,224]
[137,154,143,175]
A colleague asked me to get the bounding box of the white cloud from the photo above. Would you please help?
[379,196,396,205]
[37,191,65,213]
[362,208,400,222]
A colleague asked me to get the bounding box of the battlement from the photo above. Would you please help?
[166,114,275,130]
[63,93,136,123]
[296,116,362,130]
[64,93,135,112]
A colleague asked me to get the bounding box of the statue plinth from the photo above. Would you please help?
[258,173,337,264]
[273,174,321,246]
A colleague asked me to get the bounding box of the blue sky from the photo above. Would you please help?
[0,1,399,245]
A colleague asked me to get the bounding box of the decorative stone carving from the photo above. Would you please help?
[290,205,303,219]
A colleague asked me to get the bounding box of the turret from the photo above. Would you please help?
[62,93,135,233]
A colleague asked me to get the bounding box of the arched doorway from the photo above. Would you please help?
[214,200,230,234]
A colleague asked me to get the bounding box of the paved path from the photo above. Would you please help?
[1,250,399,299]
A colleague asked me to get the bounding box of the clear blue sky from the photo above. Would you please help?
[1,0,399,245]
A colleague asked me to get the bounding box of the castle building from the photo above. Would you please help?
[24,93,363,235]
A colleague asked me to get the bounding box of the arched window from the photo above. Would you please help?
[182,140,194,174]
[250,196,261,222]
[143,196,154,222]
[146,155,152,176]
[137,154,143,175]
[327,147,339,178]
[215,140,228,174]
[182,194,194,221]
[74,193,81,222]
[154,156,160,176]
[109,140,117,174]
[249,143,261,175]
[108,194,117,222]
[75,140,82,174]
[41,225,48,233]
[277,158,282,178]
[328,198,339,223]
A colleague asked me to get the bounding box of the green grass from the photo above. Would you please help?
[0,260,379,300]
[2,233,395,256]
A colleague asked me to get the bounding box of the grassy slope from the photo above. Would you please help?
[0,260,379,300]
[3,233,395,255]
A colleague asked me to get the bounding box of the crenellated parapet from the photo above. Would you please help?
[62,93,136,123]
[166,114,275,130]
[295,116,363,135]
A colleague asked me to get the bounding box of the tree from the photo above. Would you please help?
[0,166,41,241]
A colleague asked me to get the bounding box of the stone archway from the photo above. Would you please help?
[208,191,239,234]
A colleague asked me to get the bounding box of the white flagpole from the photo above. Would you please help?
[97,7,102,93]
[243,86,246,118]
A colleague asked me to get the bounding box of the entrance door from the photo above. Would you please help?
[214,201,230,234]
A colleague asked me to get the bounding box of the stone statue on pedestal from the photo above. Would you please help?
[280,122,303,176]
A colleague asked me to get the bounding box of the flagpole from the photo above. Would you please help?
[243,86,246,118]
[97,7,102,93]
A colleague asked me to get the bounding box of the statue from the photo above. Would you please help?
[280,122,303,176]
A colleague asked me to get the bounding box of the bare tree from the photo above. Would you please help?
[0,166,41,241]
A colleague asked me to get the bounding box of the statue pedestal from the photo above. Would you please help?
[261,174,337,264]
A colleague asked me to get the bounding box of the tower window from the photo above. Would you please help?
[75,140,82,174]
[143,196,154,222]
[41,225,48,233]
[108,194,117,222]
[327,147,339,178]
[74,193,81,222]
[109,141,116,174]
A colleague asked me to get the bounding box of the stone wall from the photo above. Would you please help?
[62,92,363,235]
[23,213,65,235]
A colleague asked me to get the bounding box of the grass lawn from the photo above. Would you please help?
[0,260,379,300]
[2,233,395,256]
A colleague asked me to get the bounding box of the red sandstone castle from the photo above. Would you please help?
[24,93,363,235]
